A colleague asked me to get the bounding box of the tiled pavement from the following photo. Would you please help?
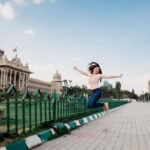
[34,102,150,150]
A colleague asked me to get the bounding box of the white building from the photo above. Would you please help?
[148,80,150,93]
[51,70,63,95]
[0,50,62,94]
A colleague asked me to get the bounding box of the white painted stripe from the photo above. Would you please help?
[97,113,101,117]
[64,123,71,129]
[50,128,56,135]
[83,118,88,123]
[0,147,7,150]
[89,116,94,120]
[74,120,81,126]
[94,114,98,119]
[25,135,42,149]
[101,112,104,116]
[103,111,107,115]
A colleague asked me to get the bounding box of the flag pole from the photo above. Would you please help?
[13,46,17,56]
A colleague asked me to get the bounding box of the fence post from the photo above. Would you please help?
[6,91,10,135]
[15,91,19,134]
[21,90,31,133]
[29,92,32,132]
[6,84,17,135]
[34,93,37,129]
[39,91,43,125]
[22,92,25,133]
[52,91,57,122]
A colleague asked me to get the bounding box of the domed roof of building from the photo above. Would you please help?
[11,54,22,66]
[53,70,61,78]
[52,70,62,82]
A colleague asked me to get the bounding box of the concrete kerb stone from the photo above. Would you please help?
[25,135,42,149]
[74,120,81,127]
[64,123,71,130]
[79,118,85,125]
[87,116,92,122]
[38,129,54,143]
[5,139,28,150]
[54,123,69,135]
[94,114,98,119]
[88,115,94,121]
[50,128,56,136]
[97,113,101,117]
[0,147,7,150]
[82,117,88,124]
[69,121,77,130]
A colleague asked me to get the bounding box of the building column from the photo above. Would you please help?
[0,69,3,86]
[25,74,27,89]
[5,70,8,88]
[25,74,29,89]
[9,70,12,84]
[4,70,6,88]
[22,73,25,90]
[14,71,17,87]
[27,74,29,89]
[0,69,2,86]
[18,72,21,91]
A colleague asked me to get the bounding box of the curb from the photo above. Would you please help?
[0,106,124,150]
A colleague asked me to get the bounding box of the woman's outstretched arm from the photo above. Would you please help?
[73,66,88,76]
[101,74,123,79]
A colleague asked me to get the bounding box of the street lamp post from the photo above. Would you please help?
[63,80,68,95]
[141,91,144,102]
[69,80,72,87]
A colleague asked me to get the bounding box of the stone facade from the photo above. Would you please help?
[51,70,63,95]
[0,50,31,92]
[28,78,51,93]
[0,50,62,94]
[148,80,150,93]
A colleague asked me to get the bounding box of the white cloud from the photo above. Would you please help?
[50,0,56,2]
[0,2,15,21]
[11,0,25,5]
[24,29,35,36]
[32,0,43,5]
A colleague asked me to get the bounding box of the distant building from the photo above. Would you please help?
[148,80,150,93]
[51,70,63,95]
[28,78,51,94]
[0,50,31,92]
[0,50,62,94]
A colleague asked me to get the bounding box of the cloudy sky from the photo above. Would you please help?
[0,0,150,95]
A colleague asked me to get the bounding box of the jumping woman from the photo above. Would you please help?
[73,62,123,111]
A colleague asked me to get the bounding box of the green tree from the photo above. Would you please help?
[101,83,114,98]
[114,81,121,99]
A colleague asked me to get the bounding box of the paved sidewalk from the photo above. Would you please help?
[34,102,150,150]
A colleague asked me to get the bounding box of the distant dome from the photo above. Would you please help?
[53,70,61,78]
[11,54,21,66]
[53,70,62,82]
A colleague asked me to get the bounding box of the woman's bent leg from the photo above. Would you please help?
[87,89,102,108]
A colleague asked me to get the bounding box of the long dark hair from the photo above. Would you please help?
[88,62,102,81]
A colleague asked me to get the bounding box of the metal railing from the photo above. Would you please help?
[0,85,129,135]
